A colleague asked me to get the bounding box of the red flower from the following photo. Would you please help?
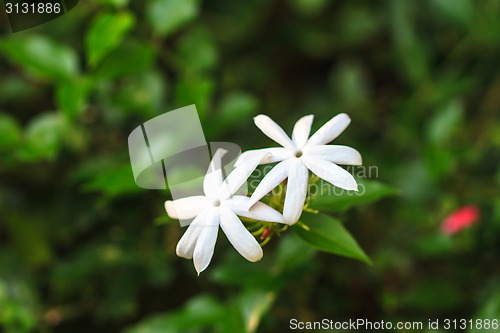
[441,205,480,235]
[260,228,273,240]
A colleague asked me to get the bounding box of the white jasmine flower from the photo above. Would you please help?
[166,148,285,275]
[236,114,362,224]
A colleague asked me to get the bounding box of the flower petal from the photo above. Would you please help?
[165,196,211,219]
[254,115,296,150]
[234,148,291,167]
[292,114,314,148]
[283,159,309,224]
[248,160,291,208]
[204,148,228,198]
[303,156,358,191]
[305,145,362,165]
[193,208,220,275]
[307,113,351,146]
[219,208,263,262]
[226,195,285,223]
[218,150,270,199]
[176,211,205,259]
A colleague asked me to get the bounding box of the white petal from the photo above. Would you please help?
[305,145,362,165]
[165,196,211,219]
[234,150,264,167]
[193,208,220,275]
[234,148,291,167]
[307,113,351,146]
[254,115,296,150]
[176,211,205,259]
[292,114,314,148]
[283,159,309,224]
[226,196,285,223]
[219,208,263,262]
[204,148,228,198]
[248,160,291,208]
[218,150,270,199]
[303,156,358,191]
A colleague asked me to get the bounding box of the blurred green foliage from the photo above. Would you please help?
[1,0,500,332]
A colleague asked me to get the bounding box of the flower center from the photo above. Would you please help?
[213,199,221,207]
[295,150,303,158]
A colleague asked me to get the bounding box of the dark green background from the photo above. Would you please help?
[1,0,500,332]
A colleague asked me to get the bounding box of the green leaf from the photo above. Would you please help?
[146,0,199,37]
[426,99,463,144]
[86,12,135,67]
[293,212,371,264]
[337,6,380,46]
[329,60,369,108]
[206,92,258,136]
[110,71,166,117]
[0,75,40,104]
[94,40,154,79]
[83,163,143,198]
[309,179,398,212]
[176,27,218,73]
[429,0,474,27]
[56,77,89,119]
[174,75,214,119]
[413,234,454,257]
[289,0,328,17]
[0,113,22,149]
[276,232,315,270]
[391,0,429,83]
[217,306,246,333]
[0,257,38,332]
[403,278,462,310]
[92,0,129,7]
[211,253,277,288]
[0,35,79,81]
[238,290,275,333]
[20,113,68,161]
[425,144,455,180]
[469,286,500,333]
[5,215,52,266]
